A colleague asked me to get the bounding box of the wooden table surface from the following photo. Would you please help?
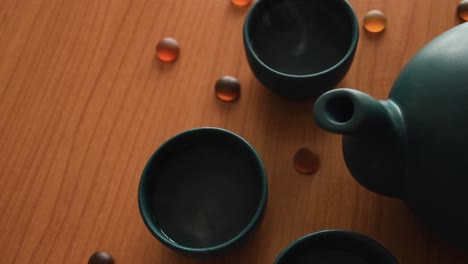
[1,0,467,263]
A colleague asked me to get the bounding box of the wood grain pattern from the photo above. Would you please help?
[1,0,467,263]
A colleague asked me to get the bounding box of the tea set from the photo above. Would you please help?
[138,0,468,262]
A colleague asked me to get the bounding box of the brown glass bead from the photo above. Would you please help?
[88,251,114,264]
[215,76,241,102]
[294,148,320,175]
[458,0,468,21]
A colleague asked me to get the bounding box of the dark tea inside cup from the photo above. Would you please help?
[243,0,359,98]
[251,1,353,75]
[138,128,267,254]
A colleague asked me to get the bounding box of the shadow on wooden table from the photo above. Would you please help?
[369,197,468,263]
[247,78,325,135]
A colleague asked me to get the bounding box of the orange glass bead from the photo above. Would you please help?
[363,10,387,33]
[156,37,180,62]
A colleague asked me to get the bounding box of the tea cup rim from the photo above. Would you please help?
[138,127,268,254]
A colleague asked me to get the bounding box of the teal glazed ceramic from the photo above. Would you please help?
[243,0,359,98]
[138,128,268,254]
[274,230,398,264]
[314,23,468,249]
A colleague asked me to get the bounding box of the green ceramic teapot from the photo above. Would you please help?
[314,22,468,249]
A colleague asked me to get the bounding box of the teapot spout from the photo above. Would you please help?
[314,88,396,136]
[314,89,407,198]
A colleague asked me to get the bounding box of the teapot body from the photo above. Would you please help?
[390,22,468,248]
[314,23,468,249]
